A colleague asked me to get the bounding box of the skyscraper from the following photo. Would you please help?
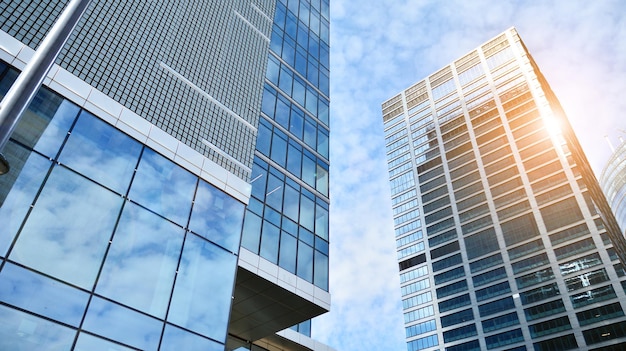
[382,28,626,351]
[0,1,332,350]
[600,138,626,234]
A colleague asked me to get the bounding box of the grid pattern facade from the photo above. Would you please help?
[0,0,274,178]
[240,0,331,292]
[383,28,626,351]
[601,140,626,233]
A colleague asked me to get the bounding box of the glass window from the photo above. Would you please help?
[241,210,262,253]
[74,333,135,351]
[279,232,298,273]
[570,285,617,308]
[168,234,237,342]
[129,148,197,226]
[297,242,314,282]
[0,262,89,327]
[478,296,515,317]
[96,202,184,318]
[0,304,75,351]
[441,308,473,327]
[260,220,280,263]
[83,297,162,350]
[59,111,142,194]
[160,324,223,351]
[482,312,519,333]
[10,166,122,289]
[189,180,244,253]
[314,250,328,290]
[0,142,51,256]
[13,90,79,158]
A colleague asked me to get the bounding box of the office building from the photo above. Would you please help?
[382,28,626,351]
[0,0,331,350]
[600,138,626,234]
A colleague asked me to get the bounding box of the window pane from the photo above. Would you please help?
[74,333,134,351]
[168,234,237,342]
[314,250,329,290]
[59,111,142,194]
[14,91,79,158]
[160,324,223,351]
[0,262,89,327]
[96,202,184,318]
[0,142,50,256]
[260,220,280,264]
[129,149,196,226]
[297,242,314,282]
[279,232,297,273]
[189,180,245,253]
[83,297,162,350]
[0,305,75,351]
[10,166,122,289]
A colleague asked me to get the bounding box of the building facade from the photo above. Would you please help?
[600,138,626,234]
[382,28,626,351]
[0,1,331,351]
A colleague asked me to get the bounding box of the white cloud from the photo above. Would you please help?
[318,0,626,350]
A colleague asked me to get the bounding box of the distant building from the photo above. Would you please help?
[381,28,626,351]
[0,1,332,350]
[601,138,626,234]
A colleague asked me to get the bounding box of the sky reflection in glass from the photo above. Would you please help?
[83,297,162,351]
[189,179,245,253]
[160,324,223,351]
[74,333,135,351]
[0,262,89,326]
[10,166,122,289]
[0,304,75,351]
[0,142,50,256]
[129,148,196,225]
[168,233,236,342]
[59,111,142,194]
[97,202,184,318]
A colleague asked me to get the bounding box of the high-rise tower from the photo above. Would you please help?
[600,138,626,234]
[382,28,626,351]
[0,1,332,350]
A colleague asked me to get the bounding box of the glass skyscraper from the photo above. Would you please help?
[0,1,332,350]
[600,138,626,234]
[382,28,626,351]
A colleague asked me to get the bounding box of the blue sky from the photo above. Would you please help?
[313,1,626,350]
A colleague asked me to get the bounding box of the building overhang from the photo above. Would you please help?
[228,248,330,343]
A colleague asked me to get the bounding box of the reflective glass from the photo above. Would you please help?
[11,166,122,289]
[96,202,184,318]
[297,242,314,282]
[129,148,196,225]
[283,184,300,221]
[0,142,50,256]
[0,263,89,327]
[241,211,262,253]
[260,221,280,264]
[316,164,328,196]
[83,297,162,351]
[74,333,135,351]
[13,91,79,158]
[314,250,329,290]
[189,180,244,253]
[59,111,142,194]
[279,232,297,273]
[0,305,75,351]
[300,194,315,231]
[168,233,237,342]
[160,324,223,351]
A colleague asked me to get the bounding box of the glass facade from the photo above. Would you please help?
[601,139,626,233]
[241,0,330,292]
[382,28,626,350]
[0,62,245,350]
[0,0,332,350]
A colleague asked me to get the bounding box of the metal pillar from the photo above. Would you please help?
[0,0,92,175]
